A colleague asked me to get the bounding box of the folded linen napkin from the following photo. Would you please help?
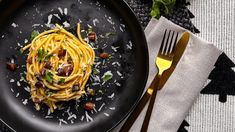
[128,17,222,132]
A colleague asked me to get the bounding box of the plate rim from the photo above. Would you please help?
[0,0,149,131]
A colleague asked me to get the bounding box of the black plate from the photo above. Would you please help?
[0,0,148,131]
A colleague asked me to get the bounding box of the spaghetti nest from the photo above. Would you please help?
[22,24,95,112]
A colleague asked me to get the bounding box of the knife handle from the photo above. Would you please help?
[140,74,161,132]
[120,73,161,132]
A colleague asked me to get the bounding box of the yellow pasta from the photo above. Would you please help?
[22,24,95,112]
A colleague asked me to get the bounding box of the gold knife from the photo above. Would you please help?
[120,32,190,132]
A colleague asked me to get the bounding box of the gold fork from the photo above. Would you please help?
[141,30,178,131]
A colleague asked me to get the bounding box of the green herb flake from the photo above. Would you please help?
[44,54,52,62]
[47,91,53,97]
[88,28,93,34]
[105,32,116,38]
[89,42,95,47]
[102,71,113,82]
[108,55,114,59]
[58,78,65,84]
[31,30,40,40]
[37,49,47,63]
[93,69,100,75]
[19,48,24,54]
[45,70,53,83]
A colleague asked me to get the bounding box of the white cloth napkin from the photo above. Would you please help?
[129,17,222,132]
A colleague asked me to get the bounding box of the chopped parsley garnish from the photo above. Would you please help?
[102,71,113,82]
[44,54,52,62]
[108,55,114,59]
[31,30,40,40]
[93,69,100,75]
[58,78,65,84]
[37,49,47,63]
[88,28,93,34]
[47,91,53,97]
[19,48,24,54]
[45,70,53,83]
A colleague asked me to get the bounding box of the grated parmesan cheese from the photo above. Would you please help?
[53,14,61,19]
[45,116,53,119]
[85,111,93,122]
[10,79,15,83]
[17,81,21,87]
[109,107,116,110]
[107,93,115,99]
[10,88,14,93]
[120,26,124,32]
[93,108,98,113]
[107,17,114,25]
[80,115,84,121]
[115,82,121,86]
[17,43,23,48]
[24,39,28,43]
[59,119,68,126]
[112,62,121,67]
[104,113,109,117]
[95,97,102,101]
[24,86,30,92]
[63,21,70,28]
[11,23,18,28]
[58,7,63,15]
[92,18,99,26]
[68,114,77,120]
[47,109,51,116]
[117,71,122,76]
[64,8,68,15]
[127,41,133,49]
[111,46,119,52]
[22,99,28,105]
[32,24,40,27]
[98,103,105,112]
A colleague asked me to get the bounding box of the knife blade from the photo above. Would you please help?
[120,31,190,132]
[158,31,190,89]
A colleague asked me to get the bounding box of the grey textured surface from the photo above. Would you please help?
[186,1,235,131]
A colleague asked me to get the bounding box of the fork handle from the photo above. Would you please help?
[120,73,161,132]
[141,74,161,132]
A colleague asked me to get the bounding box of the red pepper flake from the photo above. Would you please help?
[58,49,66,59]
[35,82,43,88]
[84,102,95,111]
[44,62,52,69]
[57,64,73,76]
[88,32,96,41]
[99,52,109,59]
[27,57,32,64]
[33,97,42,103]
[6,62,17,71]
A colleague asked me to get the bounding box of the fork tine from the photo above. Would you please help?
[166,31,175,54]
[159,29,167,54]
[162,30,171,55]
[170,32,179,54]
